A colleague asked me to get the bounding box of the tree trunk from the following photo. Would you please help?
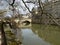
[0,22,7,45]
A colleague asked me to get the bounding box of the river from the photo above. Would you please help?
[5,24,60,45]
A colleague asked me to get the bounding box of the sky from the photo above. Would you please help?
[0,0,46,14]
[16,0,35,14]
[16,0,44,14]
[16,0,49,14]
[0,0,51,18]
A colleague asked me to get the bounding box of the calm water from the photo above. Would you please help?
[21,24,60,45]
[5,24,60,45]
[22,28,51,45]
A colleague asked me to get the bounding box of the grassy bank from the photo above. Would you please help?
[32,24,60,45]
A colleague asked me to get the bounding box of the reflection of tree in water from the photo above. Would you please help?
[5,28,22,45]
[2,20,23,45]
[5,30,17,45]
[32,24,60,45]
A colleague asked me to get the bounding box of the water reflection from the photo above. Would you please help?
[22,28,51,45]
[4,24,60,45]
[32,24,60,45]
[4,26,22,45]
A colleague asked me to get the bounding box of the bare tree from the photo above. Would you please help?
[22,0,60,25]
[22,0,31,13]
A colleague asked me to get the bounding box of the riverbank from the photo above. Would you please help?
[32,24,60,45]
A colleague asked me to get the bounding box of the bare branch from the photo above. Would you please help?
[38,0,43,15]
[22,0,31,13]
[10,0,15,7]
[6,0,15,6]
[25,1,35,4]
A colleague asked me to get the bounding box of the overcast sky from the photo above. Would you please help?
[16,0,45,14]
[0,0,51,18]
[16,0,50,14]
[0,0,46,14]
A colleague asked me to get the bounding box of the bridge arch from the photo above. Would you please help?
[20,19,31,27]
[22,20,31,26]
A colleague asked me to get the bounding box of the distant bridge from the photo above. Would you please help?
[20,18,31,23]
[20,18,32,27]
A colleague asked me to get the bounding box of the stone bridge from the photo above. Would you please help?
[20,18,32,27]
[20,18,31,23]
